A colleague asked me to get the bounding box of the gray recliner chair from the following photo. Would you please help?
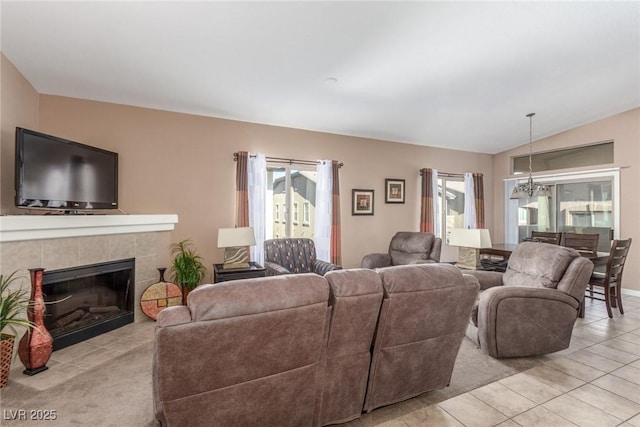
[361,232,442,269]
[465,242,594,358]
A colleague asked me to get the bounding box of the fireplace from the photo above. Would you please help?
[42,258,135,351]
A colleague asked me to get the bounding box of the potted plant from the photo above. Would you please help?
[169,239,206,304]
[0,272,34,388]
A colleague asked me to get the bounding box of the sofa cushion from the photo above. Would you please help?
[188,273,328,321]
[503,242,579,289]
[364,263,479,412]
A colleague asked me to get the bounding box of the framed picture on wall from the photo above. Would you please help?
[352,189,374,215]
[385,179,405,204]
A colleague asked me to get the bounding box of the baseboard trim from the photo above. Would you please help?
[622,288,640,297]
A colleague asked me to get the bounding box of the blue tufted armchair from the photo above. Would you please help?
[263,238,342,276]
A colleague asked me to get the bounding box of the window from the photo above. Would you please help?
[506,169,619,252]
[438,176,465,245]
[512,141,613,174]
[266,164,317,239]
[303,202,310,225]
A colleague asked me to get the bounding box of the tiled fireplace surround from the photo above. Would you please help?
[0,214,178,365]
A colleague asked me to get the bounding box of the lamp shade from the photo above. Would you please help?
[449,229,492,249]
[217,227,256,248]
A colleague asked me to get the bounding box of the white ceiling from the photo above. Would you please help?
[2,1,639,154]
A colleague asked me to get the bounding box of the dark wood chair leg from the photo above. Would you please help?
[615,282,624,315]
[604,284,613,318]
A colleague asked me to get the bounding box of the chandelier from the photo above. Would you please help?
[510,113,552,199]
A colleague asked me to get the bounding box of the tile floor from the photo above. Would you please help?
[8,319,155,391]
[7,295,640,426]
[371,295,640,427]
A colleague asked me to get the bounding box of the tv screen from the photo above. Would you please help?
[15,127,118,211]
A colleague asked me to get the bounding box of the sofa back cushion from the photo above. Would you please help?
[188,273,327,321]
[264,238,317,273]
[154,274,329,427]
[504,242,579,289]
[319,268,384,426]
[389,232,436,265]
[364,263,479,412]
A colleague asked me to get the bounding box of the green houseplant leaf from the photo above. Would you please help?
[0,271,35,337]
[169,239,206,292]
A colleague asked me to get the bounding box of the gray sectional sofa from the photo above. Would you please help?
[153,263,479,427]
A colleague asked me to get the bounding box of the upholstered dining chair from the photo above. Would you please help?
[582,238,632,318]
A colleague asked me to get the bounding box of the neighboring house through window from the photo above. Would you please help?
[267,164,317,239]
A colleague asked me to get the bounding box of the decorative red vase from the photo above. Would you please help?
[18,268,53,376]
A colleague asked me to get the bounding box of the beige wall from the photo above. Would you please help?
[0,56,495,276]
[3,55,638,293]
[29,95,493,275]
[492,108,640,292]
[0,53,39,212]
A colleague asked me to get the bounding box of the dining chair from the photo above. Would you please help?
[530,231,562,245]
[563,232,599,255]
[583,238,632,318]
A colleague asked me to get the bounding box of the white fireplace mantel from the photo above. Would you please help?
[0,214,179,243]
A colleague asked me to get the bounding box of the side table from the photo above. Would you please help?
[213,262,266,283]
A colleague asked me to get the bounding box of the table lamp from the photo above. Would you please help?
[217,227,256,269]
[449,229,492,270]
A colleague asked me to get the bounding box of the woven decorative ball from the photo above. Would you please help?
[140,268,182,320]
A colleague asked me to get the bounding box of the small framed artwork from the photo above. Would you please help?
[352,189,374,215]
[385,179,405,204]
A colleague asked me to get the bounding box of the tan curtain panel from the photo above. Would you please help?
[473,173,485,229]
[235,151,249,227]
[420,168,434,233]
[331,160,342,266]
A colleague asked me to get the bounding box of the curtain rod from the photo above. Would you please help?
[419,170,465,178]
[234,152,343,168]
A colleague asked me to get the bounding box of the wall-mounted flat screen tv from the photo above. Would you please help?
[15,127,118,211]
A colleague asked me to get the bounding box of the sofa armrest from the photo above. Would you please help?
[463,270,504,291]
[313,259,341,276]
[477,286,580,357]
[157,306,192,327]
[361,253,391,269]
[264,261,292,276]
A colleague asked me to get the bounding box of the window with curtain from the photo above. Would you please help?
[266,163,317,239]
[438,176,466,244]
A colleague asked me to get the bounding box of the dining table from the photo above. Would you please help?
[479,243,609,270]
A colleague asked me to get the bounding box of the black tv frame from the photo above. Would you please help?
[15,127,119,213]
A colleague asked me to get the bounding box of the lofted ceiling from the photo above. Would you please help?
[1,1,639,154]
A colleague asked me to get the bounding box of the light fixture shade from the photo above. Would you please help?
[217,227,256,248]
[449,229,493,249]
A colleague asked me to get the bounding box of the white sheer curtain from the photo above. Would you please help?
[432,169,441,237]
[314,160,332,262]
[463,172,477,229]
[537,196,551,231]
[248,153,266,266]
